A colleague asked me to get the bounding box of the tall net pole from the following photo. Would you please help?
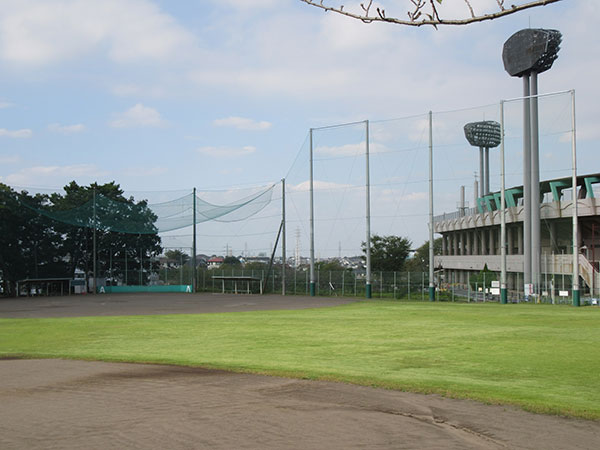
[93,186,97,295]
[281,178,286,296]
[365,120,372,299]
[571,90,580,306]
[428,111,435,301]
[309,129,316,297]
[500,101,508,304]
[523,75,532,298]
[193,187,197,292]
[531,72,541,298]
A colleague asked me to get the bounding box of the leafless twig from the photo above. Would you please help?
[464,0,476,19]
[300,0,563,27]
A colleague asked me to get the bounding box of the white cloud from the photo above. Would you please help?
[315,141,388,157]
[219,167,243,176]
[0,101,14,109]
[0,155,20,164]
[48,123,86,134]
[210,0,281,10]
[119,166,168,177]
[290,180,353,192]
[197,145,256,157]
[399,191,428,202]
[111,83,166,98]
[319,10,394,51]
[109,103,165,128]
[0,0,197,66]
[1,164,106,186]
[213,116,272,131]
[0,128,32,138]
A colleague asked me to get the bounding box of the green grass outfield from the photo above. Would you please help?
[1,301,599,419]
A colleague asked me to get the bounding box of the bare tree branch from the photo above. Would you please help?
[299,0,564,27]
[464,0,476,19]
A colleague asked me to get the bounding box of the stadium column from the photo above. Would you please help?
[571,90,580,306]
[428,111,435,301]
[309,129,316,297]
[500,101,508,304]
[365,120,372,299]
[193,187,197,292]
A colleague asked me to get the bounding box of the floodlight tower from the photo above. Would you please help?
[464,121,502,199]
[503,29,562,298]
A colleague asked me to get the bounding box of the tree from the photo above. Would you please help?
[469,264,497,290]
[165,249,190,268]
[0,184,69,296]
[48,181,162,285]
[244,261,268,271]
[362,234,412,272]
[216,256,243,273]
[1,181,162,295]
[315,259,351,272]
[300,0,562,28]
[223,256,242,266]
[405,238,442,273]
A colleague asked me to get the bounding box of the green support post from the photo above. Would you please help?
[501,288,508,304]
[366,283,372,299]
[310,282,315,297]
[573,289,580,307]
[429,286,435,301]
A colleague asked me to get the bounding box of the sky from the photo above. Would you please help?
[1,0,598,258]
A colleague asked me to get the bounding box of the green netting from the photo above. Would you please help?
[155,185,275,231]
[23,184,275,234]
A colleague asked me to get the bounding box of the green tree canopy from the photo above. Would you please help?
[362,235,412,272]
[1,181,162,296]
[1,184,68,295]
[48,182,162,284]
[223,256,241,266]
[165,249,190,267]
[405,238,443,273]
[315,259,351,272]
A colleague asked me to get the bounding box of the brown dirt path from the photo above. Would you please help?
[1,359,599,450]
[0,292,356,318]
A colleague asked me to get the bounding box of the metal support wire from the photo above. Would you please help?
[264,219,284,294]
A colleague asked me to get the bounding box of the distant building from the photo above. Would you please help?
[207,256,224,269]
[434,173,600,297]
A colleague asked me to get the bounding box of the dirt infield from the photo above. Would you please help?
[2,294,599,449]
[0,292,356,318]
[1,359,599,450]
